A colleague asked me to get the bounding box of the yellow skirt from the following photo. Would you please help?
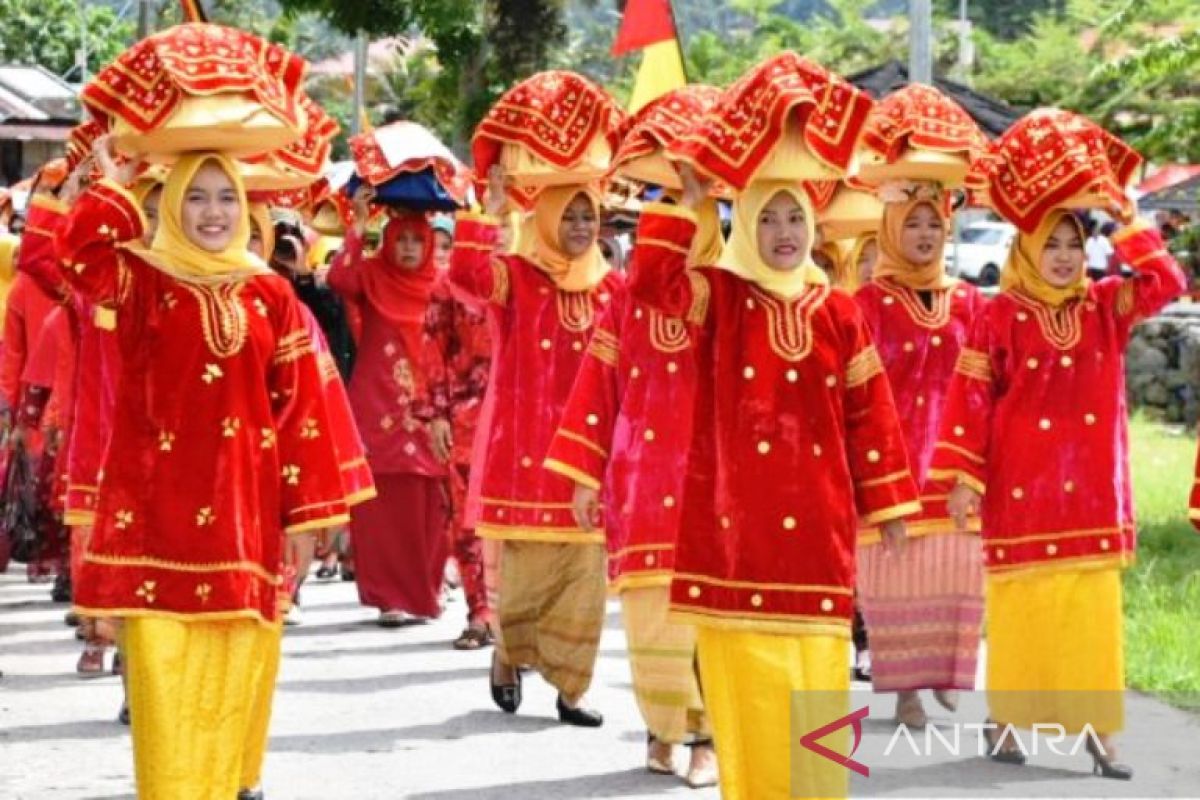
[696,626,851,800]
[620,585,708,743]
[124,617,283,800]
[986,567,1124,734]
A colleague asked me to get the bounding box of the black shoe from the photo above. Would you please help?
[51,574,71,603]
[490,651,521,714]
[340,568,356,582]
[982,719,1026,765]
[556,694,603,727]
[315,565,337,580]
[237,790,264,800]
[117,702,130,726]
[1086,738,1133,780]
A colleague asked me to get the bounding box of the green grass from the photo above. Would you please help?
[1126,414,1200,705]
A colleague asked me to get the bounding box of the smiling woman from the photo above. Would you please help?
[52,138,356,800]
[181,162,243,252]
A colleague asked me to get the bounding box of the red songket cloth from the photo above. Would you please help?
[55,179,353,626]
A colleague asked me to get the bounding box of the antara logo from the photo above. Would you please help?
[798,705,871,777]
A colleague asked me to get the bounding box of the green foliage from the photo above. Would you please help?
[0,0,134,79]
[1125,415,1200,699]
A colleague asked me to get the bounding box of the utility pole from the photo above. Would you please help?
[137,0,156,39]
[352,31,367,136]
[909,0,933,85]
[956,0,974,83]
[76,0,89,85]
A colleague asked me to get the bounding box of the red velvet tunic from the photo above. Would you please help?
[930,223,1186,575]
[545,286,697,590]
[300,303,375,506]
[62,298,122,526]
[1,274,58,405]
[855,278,985,542]
[629,204,920,635]
[56,180,352,626]
[449,212,623,545]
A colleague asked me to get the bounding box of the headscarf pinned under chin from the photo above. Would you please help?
[872,190,953,291]
[361,212,439,364]
[1000,209,1089,307]
[0,234,19,331]
[716,181,827,298]
[126,153,269,283]
[519,184,609,293]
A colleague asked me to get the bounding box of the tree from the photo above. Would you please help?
[0,0,134,80]
[277,0,579,149]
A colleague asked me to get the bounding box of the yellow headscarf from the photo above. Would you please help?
[127,153,269,283]
[846,233,878,289]
[1000,209,1088,307]
[0,234,18,332]
[872,196,954,290]
[716,181,827,298]
[248,202,276,263]
[519,184,610,292]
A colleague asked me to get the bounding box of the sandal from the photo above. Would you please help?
[685,738,719,788]
[646,733,675,775]
[452,623,494,650]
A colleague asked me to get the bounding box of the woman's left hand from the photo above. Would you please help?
[428,418,453,463]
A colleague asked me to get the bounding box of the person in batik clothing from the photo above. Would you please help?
[330,186,452,627]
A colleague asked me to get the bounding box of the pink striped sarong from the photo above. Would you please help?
[857,532,983,692]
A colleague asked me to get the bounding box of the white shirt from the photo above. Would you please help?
[1086,235,1114,271]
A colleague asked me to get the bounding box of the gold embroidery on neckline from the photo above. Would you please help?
[1011,292,1083,350]
[649,310,689,353]
[749,284,830,362]
[557,291,595,333]
[877,279,953,329]
[182,283,249,358]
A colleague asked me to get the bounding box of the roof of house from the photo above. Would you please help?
[0,64,80,122]
[847,60,1022,138]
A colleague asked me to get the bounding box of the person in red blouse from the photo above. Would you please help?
[544,196,723,785]
[329,187,453,628]
[450,166,621,727]
[854,183,987,727]
[629,165,919,799]
[56,139,355,800]
[934,211,1186,777]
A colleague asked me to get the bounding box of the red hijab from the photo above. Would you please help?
[362,212,438,359]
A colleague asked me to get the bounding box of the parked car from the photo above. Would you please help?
[946,221,1016,286]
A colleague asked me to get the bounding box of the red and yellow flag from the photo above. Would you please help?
[180,0,208,23]
[613,0,687,113]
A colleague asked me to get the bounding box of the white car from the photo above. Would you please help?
[945,221,1016,286]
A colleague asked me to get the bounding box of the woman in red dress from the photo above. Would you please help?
[329,187,452,627]
[58,141,352,799]
[450,167,622,726]
[854,184,986,726]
